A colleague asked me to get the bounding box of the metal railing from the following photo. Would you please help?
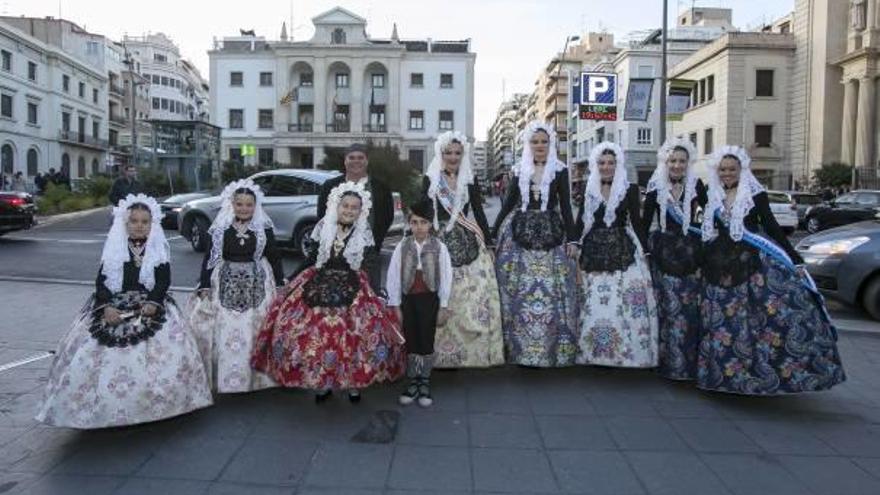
[364,124,387,133]
[326,122,350,133]
[288,123,314,132]
[58,130,109,150]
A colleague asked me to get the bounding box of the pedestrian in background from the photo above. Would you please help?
[11,171,26,192]
[109,164,143,206]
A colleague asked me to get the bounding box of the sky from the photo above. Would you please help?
[3,0,794,139]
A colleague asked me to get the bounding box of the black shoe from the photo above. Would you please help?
[398,380,419,406]
[348,390,362,403]
[417,379,433,408]
[315,390,332,403]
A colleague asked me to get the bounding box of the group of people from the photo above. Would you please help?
[34,122,846,430]
[1,168,71,194]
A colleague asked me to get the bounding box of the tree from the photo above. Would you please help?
[812,162,852,189]
[318,140,422,206]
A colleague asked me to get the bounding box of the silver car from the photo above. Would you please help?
[179,169,341,253]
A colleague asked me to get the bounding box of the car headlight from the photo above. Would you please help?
[171,207,182,213]
[805,236,870,255]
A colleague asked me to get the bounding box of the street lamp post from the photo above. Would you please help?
[555,35,580,194]
[659,0,669,144]
[122,44,145,168]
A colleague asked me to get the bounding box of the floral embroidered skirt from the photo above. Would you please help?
[188,259,278,393]
[495,212,579,367]
[697,252,846,395]
[434,246,505,368]
[577,250,659,368]
[36,293,213,429]
[653,269,703,380]
[251,267,406,390]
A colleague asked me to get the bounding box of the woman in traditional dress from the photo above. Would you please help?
[188,179,283,393]
[698,146,845,395]
[251,181,405,402]
[422,131,504,368]
[576,142,658,368]
[36,194,212,428]
[493,121,579,367]
[642,137,708,380]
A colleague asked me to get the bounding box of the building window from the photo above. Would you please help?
[333,105,350,130]
[153,53,167,63]
[299,73,313,87]
[152,74,160,84]
[410,73,424,87]
[439,110,454,130]
[689,132,697,148]
[0,145,12,174]
[703,128,714,155]
[78,82,85,98]
[408,149,425,170]
[61,153,70,175]
[92,88,99,104]
[77,156,86,178]
[756,69,774,97]
[258,109,274,129]
[28,62,37,81]
[755,124,773,147]
[335,73,349,88]
[368,105,385,130]
[92,121,99,138]
[707,75,715,101]
[27,148,38,176]
[0,94,12,118]
[440,73,453,88]
[258,148,274,166]
[409,110,424,130]
[260,72,273,87]
[229,147,243,164]
[230,71,243,87]
[229,109,243,129]
[91,158,99,175]
[1,50,10,71]
[27,102,37,125]
[699,79,706,104]
[161,76,169,86]
[62,112,70,131]
[152,97,160,110]
[161,98,168,110]
[63,75,70,92]
[636,128,652,145]
[331,28,346,44]
[371,73,385,88]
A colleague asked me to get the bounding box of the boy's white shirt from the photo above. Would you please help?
[385,236,453,308]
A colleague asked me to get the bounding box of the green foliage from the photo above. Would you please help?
[36,183,108,215]
[77,174,113,200]
[318,140,422,207]
[813,162,853,189]
[139,168,189,197]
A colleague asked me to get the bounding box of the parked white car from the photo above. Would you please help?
[766,190,799,235]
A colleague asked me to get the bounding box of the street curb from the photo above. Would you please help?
[34,206,109,229]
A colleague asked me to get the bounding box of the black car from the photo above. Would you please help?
[804,190,880,233]
[0,191,37,236]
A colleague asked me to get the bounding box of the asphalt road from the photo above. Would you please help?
[0,197,873,326]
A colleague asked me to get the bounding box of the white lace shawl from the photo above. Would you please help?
[701,145,765,242]
[513,120,567,212]
[207,178,275,270]
[426,130,473,231]
[647,137,698,234]
[100,194,170,293]
[312,181,374,270]
[581,141,630,238]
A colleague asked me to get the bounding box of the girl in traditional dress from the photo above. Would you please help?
[251,182,405,403]
[36,194,212,428]
[642,137,708,380]
[189,179,284,393]
[493,121,579,367]
[423,131,504,368]
[576,142,658,368]
[698,146,845,395]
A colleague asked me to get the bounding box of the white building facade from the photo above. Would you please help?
[209,7,475,171]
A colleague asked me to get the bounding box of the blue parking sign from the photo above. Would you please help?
[581,73,617,105]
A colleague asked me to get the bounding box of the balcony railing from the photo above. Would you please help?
[58,130,109,150]
[364,124,387,133]
[288,123,314,132]
[109,83,126,96]
[109,114,128,125]
[326,122,350,133]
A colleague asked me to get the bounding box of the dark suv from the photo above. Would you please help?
[804,190,880,233]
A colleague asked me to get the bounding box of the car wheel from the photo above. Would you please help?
[294,221,316,254]
[806,216,821,234]
[861,275,880,321]
[189,216,210,252]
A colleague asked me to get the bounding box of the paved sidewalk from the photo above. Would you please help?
[1,280,879,495]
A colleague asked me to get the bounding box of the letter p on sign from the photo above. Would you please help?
[581,72,617,106]
[589,78,608,102]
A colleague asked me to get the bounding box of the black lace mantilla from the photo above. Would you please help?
[512,210,564,251]
[219,261,266,312]
[580,227,636,273]
[303,268,360,308]
[649,230,703,277]
[703,236,760,287]
[440,223,479,267]
[89,291,166,348]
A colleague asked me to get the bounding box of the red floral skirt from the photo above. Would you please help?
[251,267,405,390]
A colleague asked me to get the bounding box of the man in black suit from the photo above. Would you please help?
[109,164,143,206]
[317,143,394,292]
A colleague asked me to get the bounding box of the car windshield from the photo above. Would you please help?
[766,192,790,203]
[793,194,820,205]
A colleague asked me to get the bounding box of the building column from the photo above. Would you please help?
[276,146,292,167]
[350,60,364,133]
[313,145,326,167]
[313,58,327,132]
[841,79,859,165]
[855,76,877,168]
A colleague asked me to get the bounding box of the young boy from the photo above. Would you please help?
[386,198,453,407]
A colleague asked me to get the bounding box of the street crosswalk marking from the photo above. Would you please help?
[0,351,54,373]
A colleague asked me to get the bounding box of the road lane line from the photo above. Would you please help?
[0,351,54,373]
[0,275,195,293]
[167,235,183,241]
